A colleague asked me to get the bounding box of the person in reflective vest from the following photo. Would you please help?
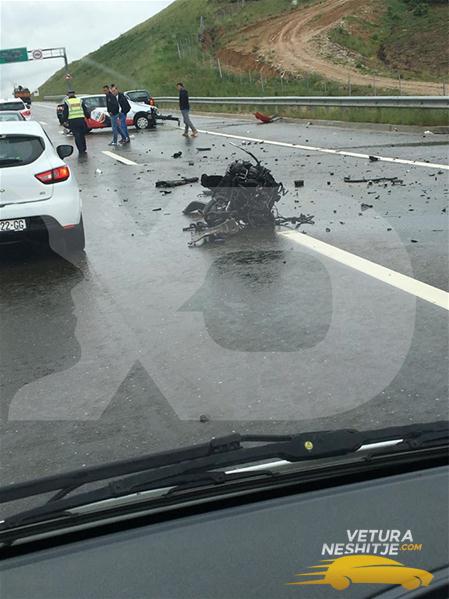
[62,91,89,155]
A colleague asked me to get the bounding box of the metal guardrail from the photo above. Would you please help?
[155,96,449,109]
[42,95,448,109]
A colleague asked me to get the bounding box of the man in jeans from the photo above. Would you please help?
[111,84,130,144]
[103,84,125,146]
[177,82,198,138]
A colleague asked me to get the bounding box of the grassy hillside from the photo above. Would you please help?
[39,0,448,125]
[328,0,448,81]
[40,0,310,97]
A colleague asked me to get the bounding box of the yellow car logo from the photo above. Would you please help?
[287,555,433,591]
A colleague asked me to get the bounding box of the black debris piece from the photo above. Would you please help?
[277,214,315,228]
[196,147,212,152]
[172,151,182,159]
[159,190,172,195]
[344,176,403,185]
[152,208,162,212]
[411,239,418,243]
[183,201,206,214]
[294,180,304,188]
[361,203,373,211]
[199,414,210,423]
[188,161,195,166]
[326,227,331,232]
[156,177,199,188]
[369,155,379,162]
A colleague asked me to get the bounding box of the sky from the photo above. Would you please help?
[0,0,175,97]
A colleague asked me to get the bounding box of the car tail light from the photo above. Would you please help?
[149,97,155,106]
[35,166,70,184]
[21,110,31,118]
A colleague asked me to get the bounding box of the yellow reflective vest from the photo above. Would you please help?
[65,97,84,120]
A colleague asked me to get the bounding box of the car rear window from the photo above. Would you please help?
[126,91,150,103]
[0,102,25,111]
[0,135,44,168]
[0,113,22,121]
[83,96,106,110]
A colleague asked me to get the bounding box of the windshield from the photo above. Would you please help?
[0,113,23,121]
[0,0,448,523]
[0,101,25,111]
[126,90,150,103]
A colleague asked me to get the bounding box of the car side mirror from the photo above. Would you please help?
[56,144,74,159]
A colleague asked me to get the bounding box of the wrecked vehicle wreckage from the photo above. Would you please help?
[183,148,314,247]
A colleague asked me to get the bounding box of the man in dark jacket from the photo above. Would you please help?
[111,85,130,144]
[103,84,125,146]
[177,82,198,138]
[62,91,89,155]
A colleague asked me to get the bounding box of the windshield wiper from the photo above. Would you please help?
[1,421,447,533]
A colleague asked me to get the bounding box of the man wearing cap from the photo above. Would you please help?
[62,91,89,155]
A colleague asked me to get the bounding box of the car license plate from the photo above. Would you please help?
[0,219,27,232]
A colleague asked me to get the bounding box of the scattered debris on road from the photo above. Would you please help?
[156,177,199,189]
[277,214,315,228]
[369,156,379,162]
[294,180,304,188]
[344,176,404,185]
[152,208,162,212]
[196,147,211,152]
[183,146,287,246]
[172,151,182,159]
[361,203,374,211]
[254,112,281,124]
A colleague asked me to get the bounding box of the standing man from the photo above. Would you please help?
[62,91,89,155]
[111,85,131,144]
[177,82,198,138]
[104,84,125,146]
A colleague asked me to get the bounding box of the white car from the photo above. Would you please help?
[81,94,158,130]
[0,98,31,121]
[0,121,84,253]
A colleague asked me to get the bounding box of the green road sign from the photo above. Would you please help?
[0,47,28,64]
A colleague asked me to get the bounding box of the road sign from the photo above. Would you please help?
[0,47,28,64]
[31,49,43,60]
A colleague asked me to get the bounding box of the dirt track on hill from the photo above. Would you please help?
[222,0,444,95]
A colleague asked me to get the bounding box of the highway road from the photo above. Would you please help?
[1,103,448,487]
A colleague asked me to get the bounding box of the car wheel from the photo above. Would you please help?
[331,576,351,591]
[134,114,150,130]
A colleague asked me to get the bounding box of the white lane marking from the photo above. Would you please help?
[101,151,138,166]
[197,129,449,171]
[279,230,449,311]
[39,121,48,125]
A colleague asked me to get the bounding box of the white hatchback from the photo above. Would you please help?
[0,98,32,121]
[0,121,84,253]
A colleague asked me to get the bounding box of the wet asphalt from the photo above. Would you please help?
[0,104,448,488]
